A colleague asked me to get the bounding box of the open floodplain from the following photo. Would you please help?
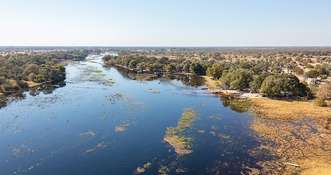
[0,54,330,175]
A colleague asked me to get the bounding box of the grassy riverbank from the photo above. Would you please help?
[251,98,331,119]
[202,77,331,174]
[203,76,331,119]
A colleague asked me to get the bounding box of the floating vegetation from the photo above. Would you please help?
[175,167,187,173]
[209,115,223,120]
[197,129,205,133]
[145,88,160,94]
[106,93,145,111]
[134,162,152,174]
[85,142,107,154]
[100,78,115,86]
[209,131,216,137]
[158,165,170,175]
[217,133,231,140]
[164,109,197,155]
[75,65,115,86]
[127,100,145,109]
[80,130,96,138]
[11,144,35,158]
[27,94,63,109]
[106,93,128,104]
[115,123,130,133]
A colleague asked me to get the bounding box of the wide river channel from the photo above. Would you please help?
[0,54,265,175]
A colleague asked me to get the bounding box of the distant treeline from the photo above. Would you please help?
[102,54,331,99]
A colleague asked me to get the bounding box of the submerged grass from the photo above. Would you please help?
[115,122,130,133]
[164,108,197,155]
[134,162,152,174]
[250,117,331,175]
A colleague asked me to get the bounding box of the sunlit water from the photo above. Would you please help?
[0,55,262,175]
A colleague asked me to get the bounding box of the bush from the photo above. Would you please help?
[315,98,327,107]
[317,82,331,100]
[305,69,319,78]
[206,63,223,79]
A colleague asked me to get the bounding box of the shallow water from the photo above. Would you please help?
[0,55,261,175]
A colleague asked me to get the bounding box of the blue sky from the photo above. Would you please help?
[0,0,331,46]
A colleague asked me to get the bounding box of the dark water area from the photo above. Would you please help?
[0,55,264,175]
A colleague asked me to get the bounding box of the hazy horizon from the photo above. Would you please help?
[1,0,331,46]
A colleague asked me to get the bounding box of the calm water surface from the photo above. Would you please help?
[0,55,261,175]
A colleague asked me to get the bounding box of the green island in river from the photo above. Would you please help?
[164,108,197,155]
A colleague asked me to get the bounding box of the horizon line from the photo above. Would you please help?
[1,45,331,48]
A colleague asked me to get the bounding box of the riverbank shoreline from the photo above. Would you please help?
[202,76,331,120]
[101,63,331,120]
[201,76,331,175]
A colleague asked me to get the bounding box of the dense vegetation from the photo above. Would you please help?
[103,54,316,98]
[0,50,88,95]
[103,55,209,75]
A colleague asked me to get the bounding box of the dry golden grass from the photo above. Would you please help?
[251,98,331,119]
[163,135,192,155]
[250,117,331,175]
[300,159,331,175]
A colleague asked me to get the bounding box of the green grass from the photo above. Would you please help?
[164,108,197,151]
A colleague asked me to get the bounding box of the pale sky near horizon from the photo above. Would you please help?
[0,0,331,46]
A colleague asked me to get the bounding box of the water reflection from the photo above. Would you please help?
[115,67,205,87]
[0,82,66,109]
[221,96,251,113]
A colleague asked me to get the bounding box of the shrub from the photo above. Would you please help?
[317,82,331,100]
[206,63,223,79]
[315,98,327,107]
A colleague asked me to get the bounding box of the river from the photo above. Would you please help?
[0,54,263,175]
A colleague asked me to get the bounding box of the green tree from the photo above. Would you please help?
[250,74,268,93]
[206,63,223,79]
[221,69,252,90]
[164,64,176,73]
[259,75,283,97]
[190,62,206,75]
[260,74,311,98]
